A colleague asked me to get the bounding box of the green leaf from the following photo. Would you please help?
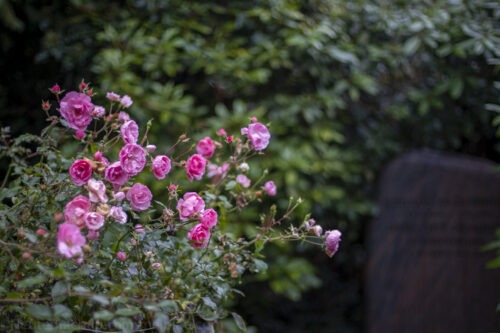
[17,274,47,290]
[93,310,114,321]
[91,295,110,305]
[53,304,72,320]
[113,317,134,333]
[153,312,170,333]
[51,281,68,301]
[115,307,142,317]
[403,37,421,55]
[158,300,178,313]
[231,312,246,331]
[201,297,217,310]
[26,304,52,320]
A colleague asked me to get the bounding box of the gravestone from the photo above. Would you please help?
[367,150,500,333]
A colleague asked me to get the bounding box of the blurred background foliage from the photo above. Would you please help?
[1,0,499,332]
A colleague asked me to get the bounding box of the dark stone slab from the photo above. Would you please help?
[367,150,500,333]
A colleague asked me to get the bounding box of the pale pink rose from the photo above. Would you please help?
[239,163,249,172]
[196,137,215,159]
[187,223,211,248]
[146,144,156,153]
[200,208,218,229]
[135,224,145,233]
[87,178,108,203]
[85,212,105,230]
[120,120,139,144]
[185,154,206,181]
[325,229,341,257]
[176,192,205,220]
[236,174,251,188]
[120,95,133,108]
[69,159,93,186]
[152,155,172,179]
[151,262,161,269]
[118,112,130,122]
[87,229,100,240]
[109,206,127,224]
[242,122,270,151]
[113,191,126,201]
[217,128,227,136]
[116,251,127,261]
[106,92,120,101]
[105,162,130,187]
[305,218,315,231]
[313,225,323,237]
[64,195,91,227]
[119,144,147,176]
[206,162,229,178]
[126,183,152,211]
[59,91,94,131]
[263,180,277,196]
[57,222,86,258]
[92,106,105,118]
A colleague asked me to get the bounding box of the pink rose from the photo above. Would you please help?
[69,159,93,186]
[64,195,91,228]
[325,229,341,257]
[152,155,172,179]
[120,120,139,144]
[200,208,218,229]
[146,144,156,153]
[87,229,100,240]
[120,95,133,108]
[116,251,127,261]
[119,144,146,176]
[207,162,230,178]
[126,183,152,211]
[109,206,127,224]
[57,222,86,258]
[106,92,121,101]
[313,225,323,237]
[241,122,270,151]
[185,154,206,181]
[84,212,105,230]
[263,180,277,196]
[118,112,130,122]
[236,174,251,188]
[196,137,215,158]
[113,191,126,201]
[105,162,130,188]
[59,91,94,131]
[92,106,105,118]
[187,223,211,248]
[176,192,205,220]
[87,178,108,203]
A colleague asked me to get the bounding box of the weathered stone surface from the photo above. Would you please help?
[367,150,500,333]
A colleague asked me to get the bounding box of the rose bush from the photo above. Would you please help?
[0,82,341,332]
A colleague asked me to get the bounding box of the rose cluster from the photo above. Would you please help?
[53,83,340,261]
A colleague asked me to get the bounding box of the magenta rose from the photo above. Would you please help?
[196,136,215,158]
[104,161,130,188]
[120,120,139,144]
[325,229,341,257]
[57,222,86,258]
[176,192,205,220]
[69,159,93,186]
[126,183,152,211]
[64,195,91,228]
[241,122,270,151]
[187,223,211,248]
[200,208,218,229]
[119,143,146,176]
[59,91,94,131]
[152,155,172,180]
[263,180,277,196]
[84,212,105,230]
[185,154,206,181]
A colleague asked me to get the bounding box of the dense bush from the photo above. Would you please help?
[1,0,499,331]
